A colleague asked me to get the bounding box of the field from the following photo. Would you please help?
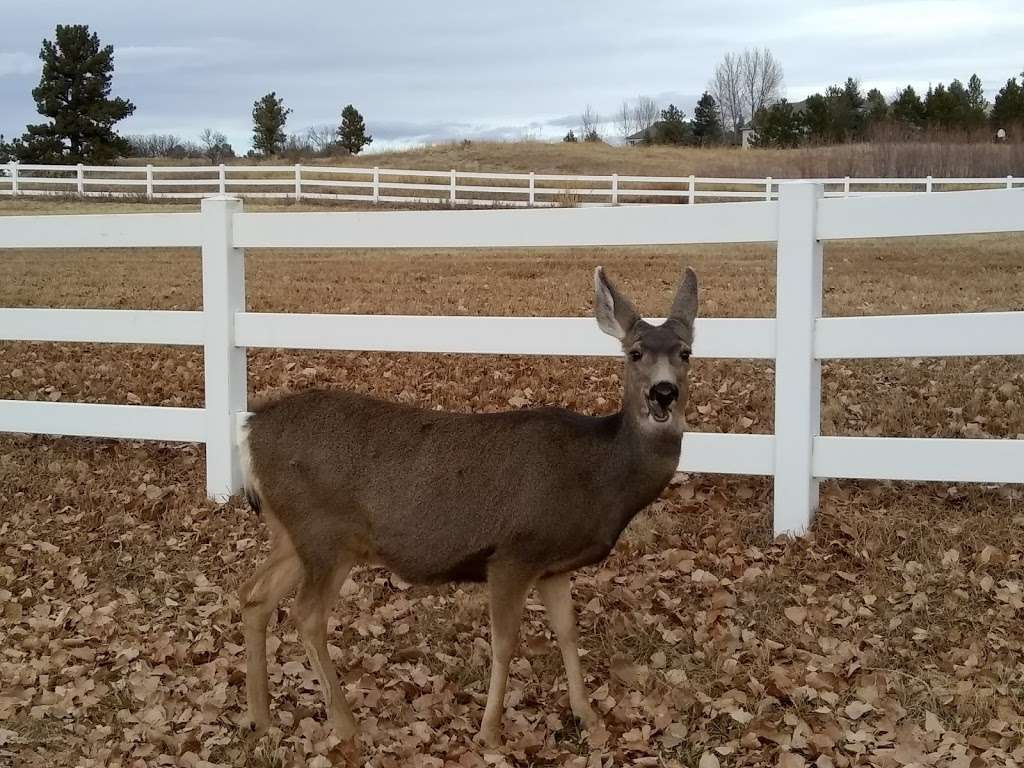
[112,139,1024,181]
[1,196,1023,767]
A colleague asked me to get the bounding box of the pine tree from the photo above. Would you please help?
[691,92,721,146]
[251,92,291,156]
[337,105,372,155]
[865,88,888,126]
[12,24,135,163]
[751,100,804,148]
[890,85,926,128]
[656,104,688,144]
[965,74,988,129]
[991,76,1024,129]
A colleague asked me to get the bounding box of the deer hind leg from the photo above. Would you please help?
[240,525,301,736]
[536,572,600,730]
[292,554,358,740]
[478,563,533,748]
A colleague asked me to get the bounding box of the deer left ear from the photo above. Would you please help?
[669,267,698,327]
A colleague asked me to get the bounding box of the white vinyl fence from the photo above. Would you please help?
[1,185,1022,536]
[2,161,1021,207]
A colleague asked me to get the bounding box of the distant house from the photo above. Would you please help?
[624,121,668,145]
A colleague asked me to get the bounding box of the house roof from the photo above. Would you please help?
[625,121,668,141]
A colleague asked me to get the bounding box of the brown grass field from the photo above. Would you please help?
[115,138,1024,180]
[1,196,1022,767]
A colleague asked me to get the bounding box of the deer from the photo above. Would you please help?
[237,265,699,748]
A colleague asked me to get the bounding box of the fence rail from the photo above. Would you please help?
[1,187,1022,536]
[2,161,1020,207]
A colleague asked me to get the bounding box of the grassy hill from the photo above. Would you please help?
[295,139,1023,179]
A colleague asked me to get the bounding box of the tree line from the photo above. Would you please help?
[569,48,1023,149]
[0,24,373,166]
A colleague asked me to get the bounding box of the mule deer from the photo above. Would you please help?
[238,266,698,747]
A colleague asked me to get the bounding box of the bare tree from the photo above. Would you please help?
[305,124,338,154]
[617,100,636,141]
[710,48,784,142]
[581,104,601,142]
[198,128,234,163]
[632,96,660,140]
[740,47,784,123]
[710,52,745,141]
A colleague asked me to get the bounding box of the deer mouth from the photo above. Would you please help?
[646,383,679,423]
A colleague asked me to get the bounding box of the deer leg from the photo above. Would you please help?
[536,572,600,730]
[292,556,358,740]
[240,533,301,736]
[478,564,532,748]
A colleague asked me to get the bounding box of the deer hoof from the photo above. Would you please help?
[245,718,269,739]
[476,724,502,750]
[575,705,601,731]
[330,715,359,742]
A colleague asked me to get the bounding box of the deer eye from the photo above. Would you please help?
[628,350,643,362]
[680,349,691,362]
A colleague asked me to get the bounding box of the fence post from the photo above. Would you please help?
[294,164,302,202]
[765,176,773,201]
[145,164,154,199]
[200,195,247,502]
[843,176,850,197]
[1008,175,1014,190]
[528,172,535,207]
[76,164,85,196]
[450,169,456,206]
[773,182,824,537]
[611,173,619,205]
[688,174,695,205]
[372,167,380,203]
[218,164,226,194]
[10,163,18,196]
[926,175,933,193]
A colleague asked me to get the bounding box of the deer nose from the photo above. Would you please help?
[650,382,679,408]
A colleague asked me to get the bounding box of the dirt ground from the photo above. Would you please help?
[1,198,1022,767]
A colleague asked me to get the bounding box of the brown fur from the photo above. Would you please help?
[238,266,699,746]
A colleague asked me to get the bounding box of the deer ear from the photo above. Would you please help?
[669,267,699,327]
[594,267,640,340]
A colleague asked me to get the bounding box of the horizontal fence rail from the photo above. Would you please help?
[1,187,1022,537]
[2,161,1020,208]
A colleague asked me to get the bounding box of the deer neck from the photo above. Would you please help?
[607,408,682,514]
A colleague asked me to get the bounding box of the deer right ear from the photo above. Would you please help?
[594,267,639,340]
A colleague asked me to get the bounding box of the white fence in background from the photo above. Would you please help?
[1,186,1022,536]
[2,161,1021,207]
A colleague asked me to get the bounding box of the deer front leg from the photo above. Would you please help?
[536,572,600,730]
[478,564,531,748]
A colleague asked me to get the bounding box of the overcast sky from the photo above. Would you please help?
[1,0,1022,153]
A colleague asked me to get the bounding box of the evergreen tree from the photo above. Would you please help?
[251,92,291,156]
[691,92,721,146]
[924,83,961,128]
[12,24,135,163]
[337,104,372,155]
[656,104,688,144]
[865,88,888,126]
[890,85,926,128]
[991,76,1024,128]
[841,77,866,138]
[965,74,988,129]
[562,129,578,143]
[752,100,804,148]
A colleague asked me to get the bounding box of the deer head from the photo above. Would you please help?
[594,266,698,436]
